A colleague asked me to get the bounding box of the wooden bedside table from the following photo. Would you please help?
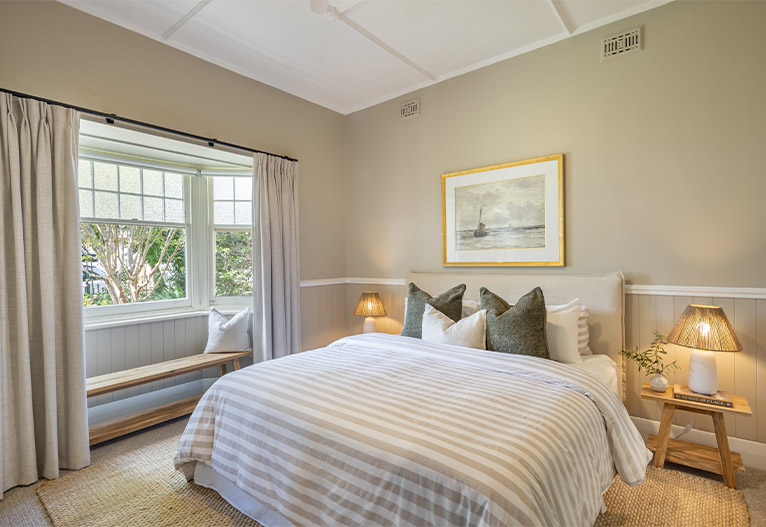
[640,382,752,489]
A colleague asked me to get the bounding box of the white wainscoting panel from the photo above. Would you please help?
[85,315,209,408]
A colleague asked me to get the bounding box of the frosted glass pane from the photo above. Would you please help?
[214,201,234,224]
[213,177,234,200]
[144,197,163,221]
[235,201,252,225]
[94,191,118,219]
[79,189,93,218]
[234,178,252,201]
[120,194,141,220]
[120,166,141,194]
[94,162,118,191]
[78,160,92,189]
[144,170,163,196]
[165,173,183,199]
[165,199,184,223]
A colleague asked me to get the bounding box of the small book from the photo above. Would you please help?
[673,384,733,408]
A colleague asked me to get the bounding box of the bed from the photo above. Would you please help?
[174,272,651,527]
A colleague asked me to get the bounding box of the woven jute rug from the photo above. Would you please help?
[38,436,749,527]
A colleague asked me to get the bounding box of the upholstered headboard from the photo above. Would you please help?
[406,271,626,399]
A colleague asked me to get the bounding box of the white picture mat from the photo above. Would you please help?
[443,157,562,265]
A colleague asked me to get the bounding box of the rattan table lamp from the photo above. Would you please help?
[667,304,741,395]
[353,291,387,333]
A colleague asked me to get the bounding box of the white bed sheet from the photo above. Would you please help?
[571,354,621,398]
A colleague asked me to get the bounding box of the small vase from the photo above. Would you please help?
[649,373,669,392]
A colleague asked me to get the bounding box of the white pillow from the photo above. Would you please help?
[404,298,481,319]
[546,299,582,364]
[547,300,592,355]
[578,304,593,355]
[204,307,251,354]
[421,304,486,349]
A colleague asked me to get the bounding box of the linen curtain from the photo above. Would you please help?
[0,93,90,497]
[252,152,300,361]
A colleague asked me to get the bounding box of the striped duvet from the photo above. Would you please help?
[175,333,651,527]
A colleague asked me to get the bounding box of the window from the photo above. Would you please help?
[211,176,253,300]
[79,159,189,311]
[78,119,255,320]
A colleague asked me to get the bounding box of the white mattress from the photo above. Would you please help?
[571,354,621,398]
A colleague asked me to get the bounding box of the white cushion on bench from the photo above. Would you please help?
[204,307,251,354]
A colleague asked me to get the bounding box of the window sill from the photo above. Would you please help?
[84,305,251,331]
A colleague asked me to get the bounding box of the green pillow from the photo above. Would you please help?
[401,283,466,339]
[480,286,549,358]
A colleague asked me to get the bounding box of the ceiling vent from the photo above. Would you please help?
[601,27,641,61]
[400,99,420,120]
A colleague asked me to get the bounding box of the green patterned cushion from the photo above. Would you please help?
[480,286,549,358]
[401,283,466,339]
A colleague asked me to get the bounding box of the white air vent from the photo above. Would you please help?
[601,27,641,61]
[400,99,420,120]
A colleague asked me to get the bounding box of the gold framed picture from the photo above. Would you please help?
[442,154,564,267]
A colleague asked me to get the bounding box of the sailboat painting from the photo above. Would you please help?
[454,174,546,251]
[442,154,564,266]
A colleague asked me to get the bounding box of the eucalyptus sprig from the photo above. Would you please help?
[620,331,679,376]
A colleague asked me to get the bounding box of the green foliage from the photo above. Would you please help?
[215,231,253,297]
[81,223,186,306]
[620,330,680,376]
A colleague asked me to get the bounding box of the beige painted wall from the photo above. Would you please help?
[0,0,347,281]
[344,1,766,287]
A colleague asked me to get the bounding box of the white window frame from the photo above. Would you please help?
[207,175,254,307]
[80,153,254,325]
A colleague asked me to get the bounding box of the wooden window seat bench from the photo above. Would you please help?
[86,351,251,446]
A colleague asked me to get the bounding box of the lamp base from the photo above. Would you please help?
[363,317,377,333]
[688,348,718,395]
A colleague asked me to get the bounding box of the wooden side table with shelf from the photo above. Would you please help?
[640,381,752,489]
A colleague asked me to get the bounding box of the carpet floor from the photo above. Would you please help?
[1,417,764,526]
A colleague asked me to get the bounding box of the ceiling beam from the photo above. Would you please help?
[162,0,214,40]
[335,0,365,15]
[336,10,436,81]
[546,0,574,35]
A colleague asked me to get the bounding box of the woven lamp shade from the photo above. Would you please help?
[353,292,387,317]
[667,304,742,352]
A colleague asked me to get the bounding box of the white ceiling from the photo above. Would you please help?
[60,0,673,115]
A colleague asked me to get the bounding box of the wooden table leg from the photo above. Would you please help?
[232,358,241,371]
[712,413,737,489]
[654,402,675,467]
[219,364,227,376]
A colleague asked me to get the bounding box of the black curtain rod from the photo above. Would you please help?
[1,88,298,163]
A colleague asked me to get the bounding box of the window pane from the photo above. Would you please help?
[94,191,118,218]
[120,166,141,194]
[234,201,251,225]
[214,201,234,224]
[81,223,186,306]
[234,177,252,200]
[120,194,141,220]
[144,197,163,221]
[215,231,253,297]
[93,162,118,191]
[79,189,93,218]
[165,173,184,199]
[78,160,92,188]
[213,177,234,200]
[165,199,184,223]
[143,170,163,196]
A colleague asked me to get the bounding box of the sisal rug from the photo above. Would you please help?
[37,436,749,527]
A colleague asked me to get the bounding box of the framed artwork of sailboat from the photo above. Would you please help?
[442,154,564,266]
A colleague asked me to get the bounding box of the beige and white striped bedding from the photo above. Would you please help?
[175,333,651,527]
